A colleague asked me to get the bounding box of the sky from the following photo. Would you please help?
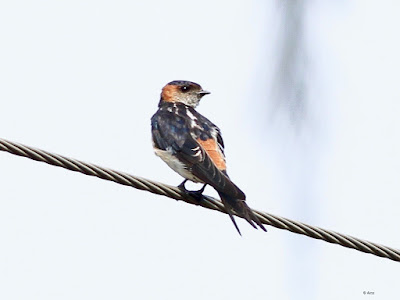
[0,1,399,299]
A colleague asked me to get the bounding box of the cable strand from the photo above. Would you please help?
[0,137,399,262]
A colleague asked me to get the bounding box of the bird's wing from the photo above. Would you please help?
[151,110,245,199]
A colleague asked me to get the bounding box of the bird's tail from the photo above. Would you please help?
[218,192,267,235]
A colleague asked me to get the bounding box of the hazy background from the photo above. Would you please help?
[0,1,399,299]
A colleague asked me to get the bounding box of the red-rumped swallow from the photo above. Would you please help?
[151,80,266,235]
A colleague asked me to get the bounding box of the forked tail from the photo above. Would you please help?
[218,192,267,235]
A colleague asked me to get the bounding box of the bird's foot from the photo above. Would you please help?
[178,179,188,191]
[178,180,207,203]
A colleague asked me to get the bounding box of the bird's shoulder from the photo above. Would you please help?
[152,103,223,144]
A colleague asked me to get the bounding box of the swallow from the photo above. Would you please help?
[151,80,266,235]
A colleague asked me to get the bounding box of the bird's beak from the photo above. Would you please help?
[197,90,211,96]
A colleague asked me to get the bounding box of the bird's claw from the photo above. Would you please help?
[178,180,206,203]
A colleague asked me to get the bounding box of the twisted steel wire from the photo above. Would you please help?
[0,137,399,262]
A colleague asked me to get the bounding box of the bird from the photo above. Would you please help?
[151,80,266,235]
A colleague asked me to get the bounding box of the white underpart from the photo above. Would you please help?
[154,147,203,182]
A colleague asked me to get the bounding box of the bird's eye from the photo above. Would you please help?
[180,86,190,92]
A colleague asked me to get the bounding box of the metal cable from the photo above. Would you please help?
[0,137,399,262]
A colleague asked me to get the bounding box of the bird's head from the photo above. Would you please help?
[160,80,210,107]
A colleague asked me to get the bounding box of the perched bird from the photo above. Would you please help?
[151,80,266,235]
